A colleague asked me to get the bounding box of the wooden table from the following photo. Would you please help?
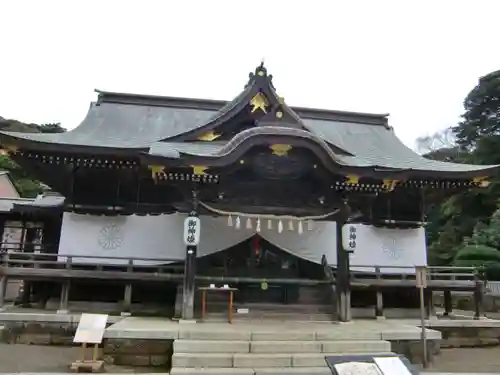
[198,286,238,323]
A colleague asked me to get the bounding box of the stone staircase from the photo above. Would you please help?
[170,326,393,375]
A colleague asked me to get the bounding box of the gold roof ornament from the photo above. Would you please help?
[250,92,269,113]
[382,179,399,192]
[191,165,208,176]
[473,176,491,188]
[148,165,166,183]
[1,145,19,155]
[197,131,221,142]
[270,144,292,156]
[346,175,359,184]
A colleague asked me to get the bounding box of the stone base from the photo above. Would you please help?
[179,319,197,324]
[103,338,173,368]
[70,360,104,373]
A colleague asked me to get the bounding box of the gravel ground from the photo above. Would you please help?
[0,344,500,373]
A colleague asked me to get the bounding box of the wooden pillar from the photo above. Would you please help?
[474,278,485,320]
[375,266,384,318]
[336,218,351,322]
[58,281,70,312]
[123,283,133,314]
[424,289,434,319]
[0,275,7,309]
[443,290,453,316]
[182,245,197,320]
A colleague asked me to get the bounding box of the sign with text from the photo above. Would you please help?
[341,224,357,253]
[183,216,201,246]
[415,266,428,289]
[73,313,108,344]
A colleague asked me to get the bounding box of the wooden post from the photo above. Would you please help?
[424,289,434,319]
[336,219,351,322]
[182,244,197,320]
[443,290,452,316]
[59,281,70,312]
[0,275,7,309]
[123,283,133,313]
[375,267,384,319]
[474,277,485,320]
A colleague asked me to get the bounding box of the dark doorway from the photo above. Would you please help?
[197,236,322,303]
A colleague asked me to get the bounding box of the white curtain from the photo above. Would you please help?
[58,213,426,272]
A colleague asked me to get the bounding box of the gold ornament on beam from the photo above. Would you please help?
[197,131,221,142]
[382,179,399,191]
[1,145,19,156]
[191,165,209,176]
[148,165,166,183]
[250,92,269,113]
[270,144,292,156]
[346,175,359,185]
[473,176,491,188]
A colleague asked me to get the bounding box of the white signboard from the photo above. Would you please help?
[73,313,108,344]
[374,356,412,375]
[183,216,201,246]
[342,224,357,252]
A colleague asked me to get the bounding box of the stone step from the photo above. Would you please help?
[172,352,394,368]
[202,312,334,322]
[207,302,335,313]
[170,367,332,375]
[173,339,391,354]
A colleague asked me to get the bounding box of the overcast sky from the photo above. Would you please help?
[1,0,499,148]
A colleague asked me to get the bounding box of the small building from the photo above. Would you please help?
[0,64,497,320]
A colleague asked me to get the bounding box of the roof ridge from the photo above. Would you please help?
[95,89,389,126]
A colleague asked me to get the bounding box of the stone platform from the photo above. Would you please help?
[102,318,442,374]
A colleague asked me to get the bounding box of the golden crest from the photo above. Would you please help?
[148,165,166,183]
[270,144,292,156]
[191,165,208,176]
[250,92,269,113]
[346,175,359,184]
[473,176,490,188]
[197,131,221,142]
[382,179,399,191]
[1,145,19,155]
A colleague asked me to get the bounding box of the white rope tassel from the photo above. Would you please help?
[246,218,252,229]
[256,217,261,233]
[227,215,233,227]
[278,220,283,233]
[288,220,294,231]
[267,219,273,230]
[307,220,314,230]
[298,220,303,235]
[235,216,241,229]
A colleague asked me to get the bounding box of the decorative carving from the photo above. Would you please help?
[97,224,124,250]
[148,165,166,183]
[270,144,292,156]
[346,175,359,184]
[252,151,307,180]
[191,165,208,176]
[382,179,398,191]
[276,111,283,119]
[197,131,221,142]
[1,145,19,155]
[250,92,269,113]
[473,176,490,187]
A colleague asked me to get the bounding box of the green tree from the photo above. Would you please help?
[0,117,66,197]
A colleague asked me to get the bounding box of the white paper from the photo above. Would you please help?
[374,356,412,375]
[334,362,383,375]
[73,313,108,344]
